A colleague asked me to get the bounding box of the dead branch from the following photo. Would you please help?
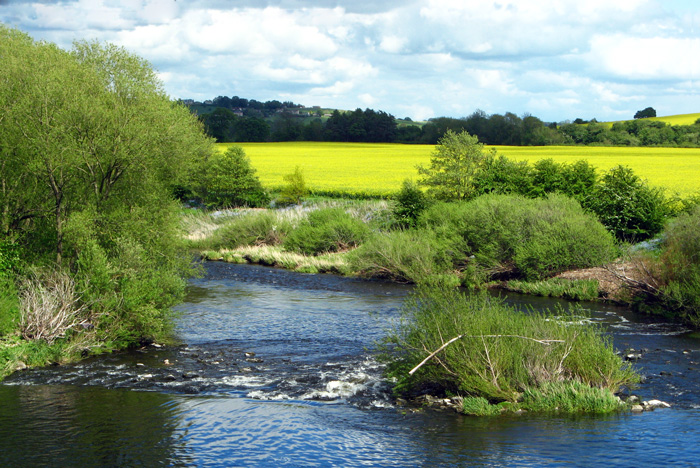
[409,334,565,375]
[603,261,662,295]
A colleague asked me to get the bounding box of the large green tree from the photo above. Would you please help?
[0,26,214,347]
[417,130,496,201]
[200,146,269,208]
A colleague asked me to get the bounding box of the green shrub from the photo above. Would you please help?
[61,202,195,349]
[582,165,669,242]
[383,286,638,404]
[655,206,700,325]
[211,211,290,250]
[392,179,430,227]
[202,146,270,208]
[0,277,19,337]
[276,166,308,206]
[473,155,534,197]
[0,240,21,276]
[417,130,496,201]
[283,208,370,255]
[529,159,597,202]
[348,229,459,284]
[672,191,700,216]
[0,239,21,337]
[418,194,617,280]
[560,160,598,201]
[512,195,618,280]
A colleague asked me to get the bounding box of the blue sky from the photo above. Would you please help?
[1,0,699,122]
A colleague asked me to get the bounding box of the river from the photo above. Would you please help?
[2,262,700,467]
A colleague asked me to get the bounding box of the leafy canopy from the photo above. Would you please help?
[417,130,496,201]
[0,26,214,346]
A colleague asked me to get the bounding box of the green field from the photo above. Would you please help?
[224,142,700,198]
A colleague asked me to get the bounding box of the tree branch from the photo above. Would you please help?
[409,334,564,375]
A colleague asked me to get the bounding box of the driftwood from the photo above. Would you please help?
[408,334,565,375]
[603,260,661,295]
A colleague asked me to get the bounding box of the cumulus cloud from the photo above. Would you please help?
[1,0,698,121]
[588,34,700,81]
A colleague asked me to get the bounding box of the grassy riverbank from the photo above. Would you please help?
[185,200,641,413]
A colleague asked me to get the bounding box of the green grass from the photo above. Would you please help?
[222,142,700,198]
[385,286,639,405]
[506,278,600,301]
[460,382,626,415]
[202,245,350,274]
[648,113,700,126]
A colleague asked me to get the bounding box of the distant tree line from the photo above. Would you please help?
[397,111,566,145]
[197,106,397,143]
[210,95,303,118]
[192,97,700,147]
[558,118,700,146]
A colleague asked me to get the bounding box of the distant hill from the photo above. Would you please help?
[647,113,700,126]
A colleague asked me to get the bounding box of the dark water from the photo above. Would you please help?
[2,262,700,467]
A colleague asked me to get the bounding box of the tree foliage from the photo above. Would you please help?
[0,26,214,347]
[393,179,430,227]
[417,130,496,201]
[200,146,269,207]
[634,107,657,119]
[582,165,669,242]
[276,166,308,206]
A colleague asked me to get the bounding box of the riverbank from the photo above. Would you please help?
[4,261,695,468]
[198,243,637,305]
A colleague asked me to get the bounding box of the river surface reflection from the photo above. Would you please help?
[2,262,700,467]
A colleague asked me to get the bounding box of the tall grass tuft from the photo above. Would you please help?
[210,210,292,250]
[348,229,460,284]
[506,278,599,301]
[521,381,624,413]
[283,207,370,255]
[201,245,349,275]
[384,285,638,405]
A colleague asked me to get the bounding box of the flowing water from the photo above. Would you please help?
[2,262,700,467]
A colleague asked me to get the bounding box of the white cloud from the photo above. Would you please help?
[589,34,700,81]
[379,35,407,53]
[359,93,376,105]
[400,104,435,121]
[2,0,699,121]
[31,0,133,31]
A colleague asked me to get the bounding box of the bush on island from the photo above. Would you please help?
[382,285,639,414]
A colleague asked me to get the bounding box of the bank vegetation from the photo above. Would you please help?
[1,26,697,415]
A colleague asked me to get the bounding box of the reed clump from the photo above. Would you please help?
[383,285,638,414]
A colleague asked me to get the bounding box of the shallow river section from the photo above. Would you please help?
[2,262,700,467]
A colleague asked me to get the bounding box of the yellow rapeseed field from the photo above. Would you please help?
[220,142,700,198]
[648,113,700,126]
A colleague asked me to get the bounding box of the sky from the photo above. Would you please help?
[1,0,699,122]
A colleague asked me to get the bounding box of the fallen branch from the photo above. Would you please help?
[603,262,661,295]
[409,334,565,375]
